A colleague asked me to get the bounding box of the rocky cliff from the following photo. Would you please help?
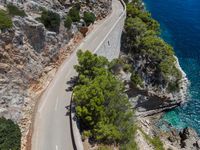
[117,1,189,117]
[0,0,111,149]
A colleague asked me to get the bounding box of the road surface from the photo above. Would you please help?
[31,1,124,150]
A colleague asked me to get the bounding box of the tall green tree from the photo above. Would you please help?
[0,117,21,150]
[73,50,134,144]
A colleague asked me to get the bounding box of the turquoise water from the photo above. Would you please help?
[143,0,200,134]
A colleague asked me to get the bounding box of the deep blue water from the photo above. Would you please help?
[143,0,200,134]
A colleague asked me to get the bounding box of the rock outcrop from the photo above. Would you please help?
[138,117,200,150]
[115,54,188,117]
[164,127,200,150]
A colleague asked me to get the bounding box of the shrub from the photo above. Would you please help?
[68,6,80,22]
[167,81,180,92]
[7,4,26,17]
[131,71,143,87]
[109,58,132,73]
[82,130,91,141]
[139,128,164,150]
[98,145,112,150]
[120,125,138,150]
[0,117,21,150]
[159,57,182,82]
[83,11,96,26]
[0,10,12,30]
[40,10,60,32]
[64,16,72,29]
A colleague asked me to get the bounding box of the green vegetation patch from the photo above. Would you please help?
[120,125,138,150]
[131,71,143,87]
[0,9,12,30]
[98,145,112,150]
[139,128,164,150]
[7,4,26,17]
[39,10,60,32]
[68,6,80,22]
[74,50,135,146]
[109,58,132,73]
[124,0,182,91]
[83,11,96,26]
[0,117,21,150]
[64,16,72,29]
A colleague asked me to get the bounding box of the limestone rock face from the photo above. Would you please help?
[120,34,188,116]
[13,16,46,52]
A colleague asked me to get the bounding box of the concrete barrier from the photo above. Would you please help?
[70,98,83,150]
[70,0,126,149]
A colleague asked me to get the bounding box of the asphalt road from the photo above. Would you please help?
[31,1,124,150]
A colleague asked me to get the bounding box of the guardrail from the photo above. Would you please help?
[69,96,78,150]
[70,1,126,150]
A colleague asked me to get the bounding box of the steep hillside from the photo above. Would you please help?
[0,0,111,149]
[119,1,188,116]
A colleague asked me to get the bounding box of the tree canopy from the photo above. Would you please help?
[73,50,134,145]
[0,117,21,150]
[124,0,182,91]
[83,11,96,26]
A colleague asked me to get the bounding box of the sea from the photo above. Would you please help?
[143,0,200,134]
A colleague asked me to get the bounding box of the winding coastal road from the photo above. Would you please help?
[31,1,124,150]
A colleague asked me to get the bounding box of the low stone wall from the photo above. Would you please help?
[70,100,84,150]
[69,0,126,150]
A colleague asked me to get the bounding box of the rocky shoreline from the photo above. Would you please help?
[134,55,189,117]
[137,113,200,150]
[134,56,200,149]
[174,56,189,103]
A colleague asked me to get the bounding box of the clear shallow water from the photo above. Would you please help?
[143,0,200,134]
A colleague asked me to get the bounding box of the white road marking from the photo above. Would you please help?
[32,1,125,149]
[39,70,71,112]
[93,5,125,54]
[55,97,59,111]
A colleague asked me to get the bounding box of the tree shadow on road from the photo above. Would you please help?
[65,105,70,116]
[65,76,78,92]
[65,103,77,123]
[65,76,78,116]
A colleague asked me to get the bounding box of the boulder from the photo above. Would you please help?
[179,127,199,149]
